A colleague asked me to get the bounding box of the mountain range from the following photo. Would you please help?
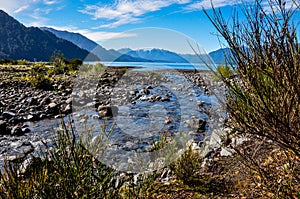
[42,27,230,64]
[0,10,97,61]
[41,27,149,62]
[0,10,228,63]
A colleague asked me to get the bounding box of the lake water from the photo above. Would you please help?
[86,61,214,71]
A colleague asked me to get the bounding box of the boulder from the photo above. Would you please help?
[186,118,207,132]
[65,97,72,104]
[0,120,9,135]
[98,106,118,118]
[40,96,51,105]
[2,111,16,119]
[11,125,24,136]
[140,88,150,95]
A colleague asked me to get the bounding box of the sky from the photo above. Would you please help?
[0,0,299,53]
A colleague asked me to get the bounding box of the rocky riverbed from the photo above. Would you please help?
[0,65,226,171]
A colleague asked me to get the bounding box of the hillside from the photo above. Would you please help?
[41,27,149,62]
[0,10,95,61]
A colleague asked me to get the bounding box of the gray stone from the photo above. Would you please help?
[161,97,170,102]
[0,120,8,135]
[98,106,118,118]
[65,98,72,104]
[40,96,51,105]
[140,95,148,101]
[197,101,205,107]
[2,111,16,119]
[64,104,71,112]
[0,101,5,107]
[11,126,24,136]
[140,88,150,95]
[48,102,57,109]
[17,141,34,155]
[22,127,31,134]
[186,118,207,132]
[149,94,158,100]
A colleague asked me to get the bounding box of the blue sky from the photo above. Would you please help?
[0,0,298,53]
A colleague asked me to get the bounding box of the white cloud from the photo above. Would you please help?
[80,0,191,28]
[43,0,59,5]
[14,5,30,13]
[0,0,60,15]
[186,0,243,10]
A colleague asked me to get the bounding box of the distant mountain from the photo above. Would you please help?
[180,54,206,63]
[120,48,188,63]
[208,48,232,64]
[118,48,133,55]
[41,27,98,52]
[41,27,148,62]
[0,10,95,61]
[39,25,231,64]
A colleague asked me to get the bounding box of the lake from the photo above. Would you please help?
[85,61,214,71]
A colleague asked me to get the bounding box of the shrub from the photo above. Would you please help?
[204,0,300,158]
[68,58,83,71]
[0,120,123,199]
[170,145,203,185]
[216,65,231,79]
[203,0,300,197]
[28,63,53,90]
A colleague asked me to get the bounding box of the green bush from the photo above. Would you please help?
[216,65,231,79]
[170,145,203,185]
[204,0,300,197]
[28,63,53,90]
[0,120,122,199]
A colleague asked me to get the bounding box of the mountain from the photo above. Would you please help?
[0,10,96,61]
[180,54,205,63]
[40,27,98,52]
[41,27,149,62]
[208,48,232,64]
[120,48,188,63]
[40,25,230,64]
[178,48,232,64]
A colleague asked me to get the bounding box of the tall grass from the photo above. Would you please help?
[0,120,122,198]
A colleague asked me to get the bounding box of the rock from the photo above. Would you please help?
[11,125,24,136]
[0,101,5,107]
[65,97,72,104]
[64,104,72,113]
[146,85,153,90]
[197,101,205,107]
[140,95,148,101]
[22,127,31,134]
[17,141,34,155]
[186,118,207,132]
[26,114,35,121]
[161,97,170,102]
[57,84,64,90]
[2,111,16,119]
[28,97,38,106]
[165,119,172,124]
[149,94,158,100]
[140,88,150,95]
[0,120,9,135]
[48,102,57,109]
[129,89,138,95]
[40,96,51,105]
[98,106,118,118]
